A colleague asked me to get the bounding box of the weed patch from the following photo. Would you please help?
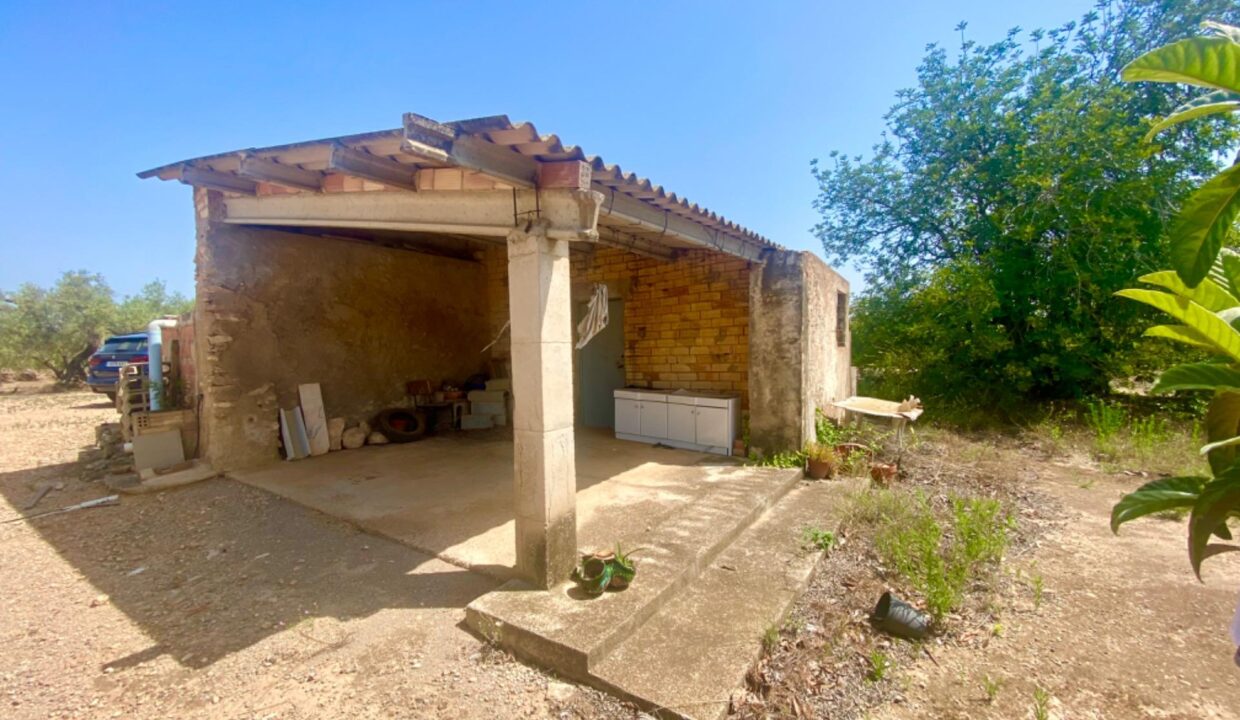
[851,489,1012,623]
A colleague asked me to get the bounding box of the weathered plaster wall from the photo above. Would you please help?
[800,253,852,438]
[748,250,851,454]
[748,252,806,454]
[194,188,490,470]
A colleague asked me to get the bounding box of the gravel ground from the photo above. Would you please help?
[0,384,633,720]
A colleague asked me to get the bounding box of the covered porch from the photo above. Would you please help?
[233,428,787,579]
[139,110,852,593]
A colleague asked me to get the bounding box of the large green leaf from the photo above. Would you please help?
[1144,324,1217,351]
[1206,392,1240,475]
[1188,473,1240,578]
[1151,362,1240,394]
[1111,476,1207,533]
[1116,289,1240,361]
[1167,163,1240,288]
[1122,36,1240,94]
[1218,249,1240,299]
[1144,90,1240,142]
[1138,270,1239,311]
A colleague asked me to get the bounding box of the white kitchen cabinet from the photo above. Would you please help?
[666,402,697,444]
[614,396,641,435]
[695,406,731,448]
[639,399,668,438]
[614,389,739,456]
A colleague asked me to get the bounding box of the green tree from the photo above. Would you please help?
[813,0,1240,408]
[0,271,116,383]
[116,280,192,333]
[0,273,193,384]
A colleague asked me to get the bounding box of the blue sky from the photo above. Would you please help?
[0,0,1094,298]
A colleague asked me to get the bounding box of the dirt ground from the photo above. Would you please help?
[738,429,1240,720]
[870,437,1240,720]
[0,386,629,720]
[2,386,1239,719]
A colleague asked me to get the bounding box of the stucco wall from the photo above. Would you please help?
[194,189,490,470]
[748,250,851,454]
[800,252,852,439]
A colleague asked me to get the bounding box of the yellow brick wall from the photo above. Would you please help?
[574,247,750,405]
[483,245,751,406]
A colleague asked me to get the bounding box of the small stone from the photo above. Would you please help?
[546,681,575,703]
[366,431,389,446]
[90,594,109,607]
[327,418,346,451]
[341,427,366,450]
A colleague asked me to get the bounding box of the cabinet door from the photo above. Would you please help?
[639,400,668,439]
[667,403,697,444]
[695,406,730,448]
[615,399,641,435]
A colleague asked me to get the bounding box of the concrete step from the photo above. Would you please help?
[590,479,862,720]
[465,465,804,680]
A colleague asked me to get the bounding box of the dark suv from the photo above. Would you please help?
[87,332,148,401]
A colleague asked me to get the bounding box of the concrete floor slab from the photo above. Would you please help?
[233,428,750,579]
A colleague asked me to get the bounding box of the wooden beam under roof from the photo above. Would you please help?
[237,154,324,192]
[178,167,258,195]
[327,144,419,191]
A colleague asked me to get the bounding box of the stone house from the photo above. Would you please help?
[139,112,852,590]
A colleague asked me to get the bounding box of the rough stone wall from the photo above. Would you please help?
[748,250,852,454]
[484,245,751,402]
[194,188,490,471]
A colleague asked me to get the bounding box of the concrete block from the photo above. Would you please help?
[468,390,508,403]
[471,401,507,417]
[461,414,495,430]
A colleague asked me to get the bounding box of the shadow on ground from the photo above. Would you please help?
[0,464,497,670]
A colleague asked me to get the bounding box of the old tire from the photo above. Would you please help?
[376,408,427,443]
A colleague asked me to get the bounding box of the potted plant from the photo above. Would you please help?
[804,442,838,480]
[572,545,639,594]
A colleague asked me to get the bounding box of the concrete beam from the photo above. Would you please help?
[237,154,324,192]
[327,144,420,191]
[178,167,258,196]
[221,189,603,241]
[596,184,767,262]
[403,112,540,189]
[596,227,676,262]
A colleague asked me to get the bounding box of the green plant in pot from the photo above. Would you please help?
[572,544,638,595]
[804,442,838,480]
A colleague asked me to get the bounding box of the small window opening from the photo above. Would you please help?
[836,292,848,347]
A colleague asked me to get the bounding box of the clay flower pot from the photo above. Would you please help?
[575,553,614,595]
[870,462,897,486]
[806,457,835,480]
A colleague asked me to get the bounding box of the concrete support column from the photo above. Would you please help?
[507,219,578,588]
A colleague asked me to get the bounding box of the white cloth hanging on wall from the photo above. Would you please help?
[575,283,609,350]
